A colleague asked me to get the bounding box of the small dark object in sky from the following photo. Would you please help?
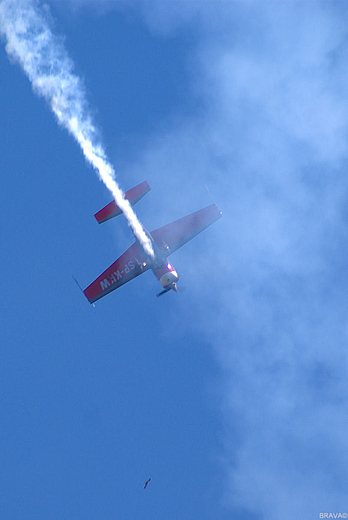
[144,478,151,489]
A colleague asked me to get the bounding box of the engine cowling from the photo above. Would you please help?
[154,262,179,289]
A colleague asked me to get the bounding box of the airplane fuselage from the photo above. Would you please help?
[153,261,179,292]
[139,229,179,294]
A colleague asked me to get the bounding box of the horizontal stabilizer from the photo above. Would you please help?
[94,181,151,224]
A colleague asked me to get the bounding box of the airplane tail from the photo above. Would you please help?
[94,181,151,224]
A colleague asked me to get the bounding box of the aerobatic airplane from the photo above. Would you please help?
[83,181,221,303]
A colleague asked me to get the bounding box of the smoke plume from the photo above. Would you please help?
[0,0,154,257]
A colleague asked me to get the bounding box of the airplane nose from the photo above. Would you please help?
[159,269,179,289]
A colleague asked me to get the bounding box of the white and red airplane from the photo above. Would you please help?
[83,181,221,303]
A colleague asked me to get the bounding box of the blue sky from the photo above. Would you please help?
[1,1,348,519]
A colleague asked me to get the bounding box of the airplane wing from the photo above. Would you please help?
[150,204,222,255]
[83,243,149,304]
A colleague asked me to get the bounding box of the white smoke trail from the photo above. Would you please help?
[0,0,154,257]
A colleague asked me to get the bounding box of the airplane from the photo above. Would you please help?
[144,478,151,489]
[83,181,222,303]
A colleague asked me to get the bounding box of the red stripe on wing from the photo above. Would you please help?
[83,243,148,303]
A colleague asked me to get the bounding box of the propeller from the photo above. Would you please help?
[156,288,170,297]
[156,282,186,297]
